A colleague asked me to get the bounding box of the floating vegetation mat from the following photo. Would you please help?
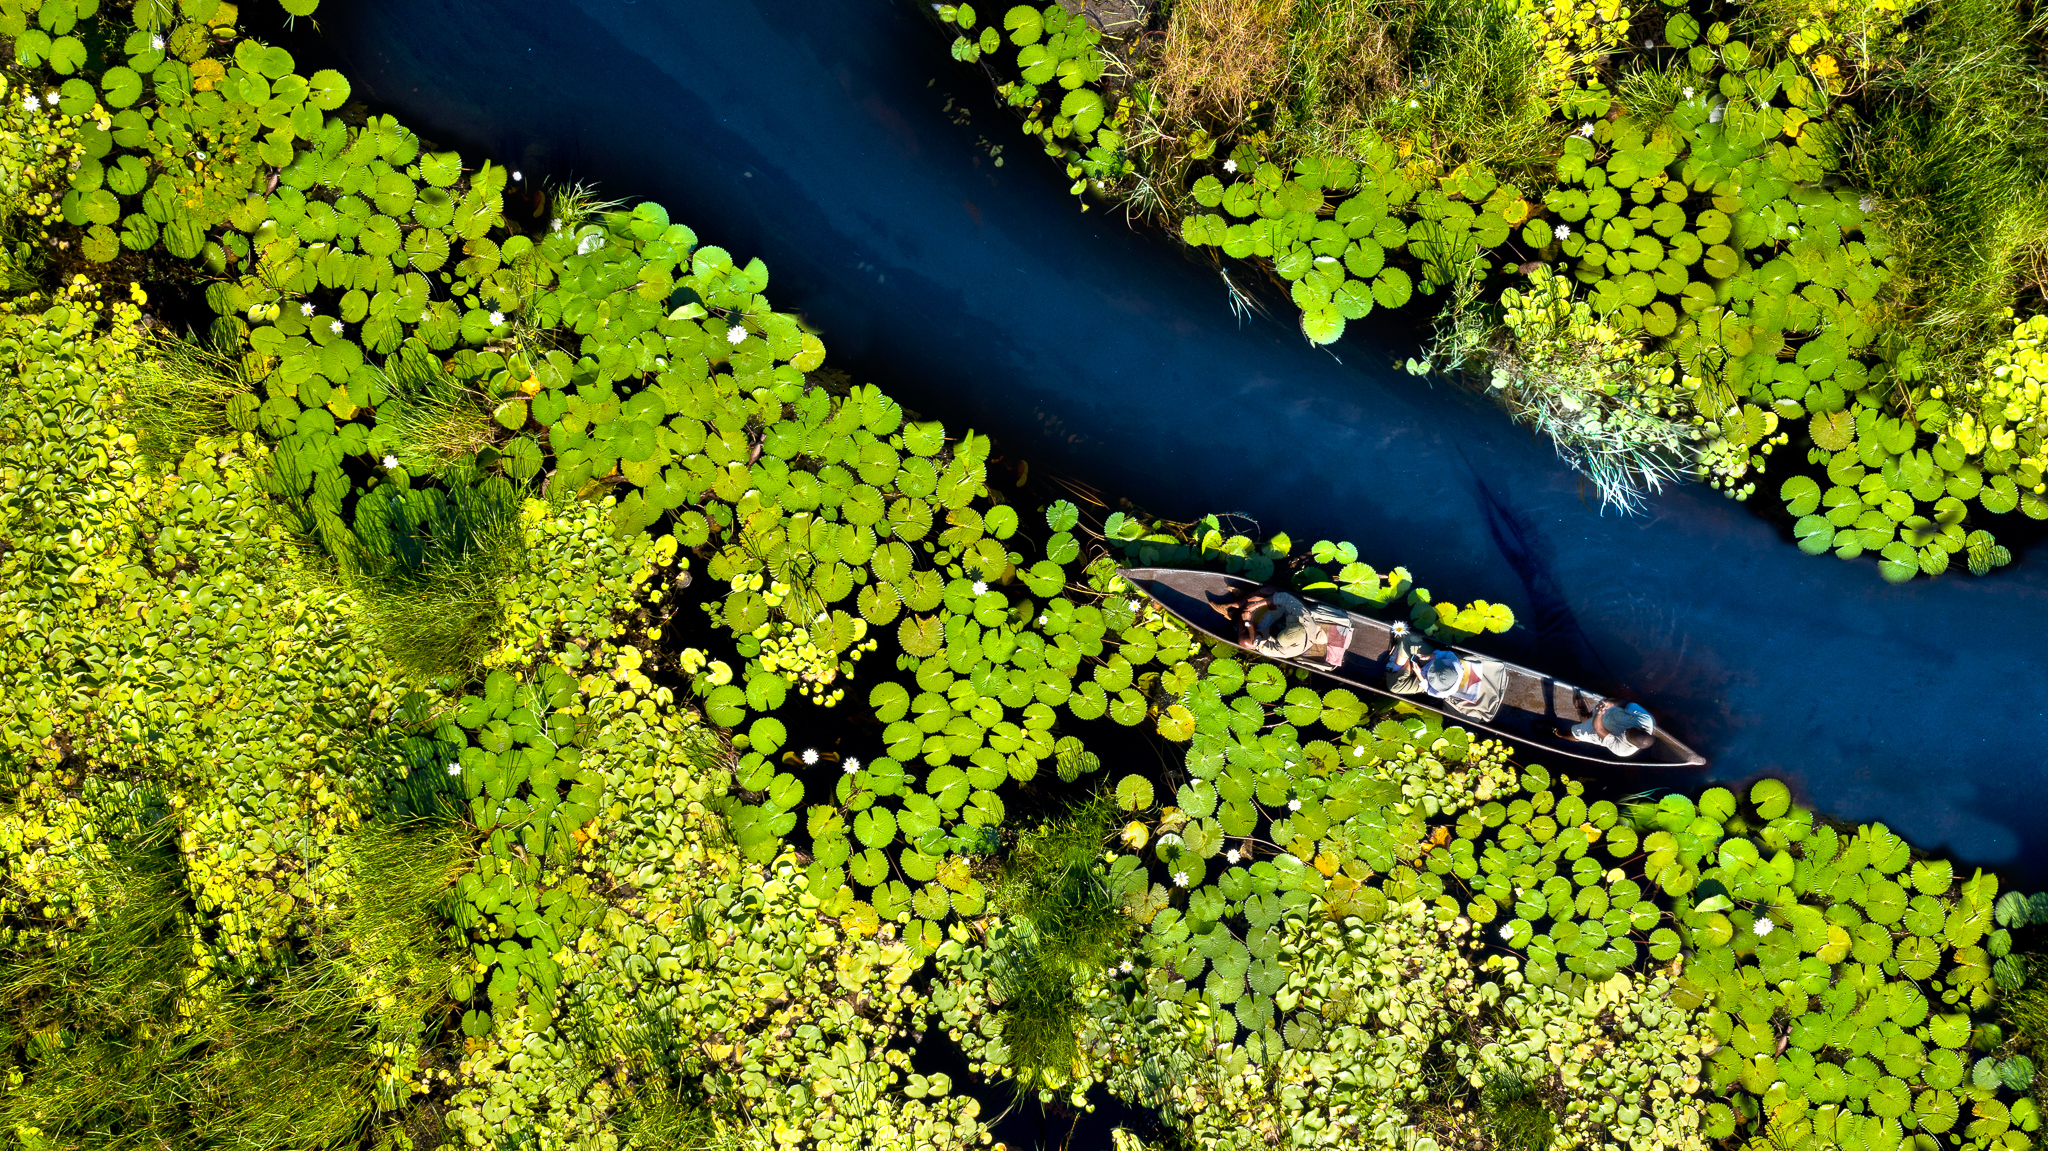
[3,2,2047,1150]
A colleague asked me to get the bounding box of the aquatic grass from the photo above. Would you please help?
[1836,0,2048,381]
[1480,1071,1558,1151]
[123,331,257,465]
[304,457,528,682]
[1355,0,1568,183]
[989,794,1132,1097]
[331,819,469,1041]
[375,363,503,478]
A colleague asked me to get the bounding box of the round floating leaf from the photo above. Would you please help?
[308,68,351,111]
[1115,773,1154,811]
[1781,475,1822,516]
[1371,267,1413,308]
[750,717,787,755]
[1750,778,1791,819]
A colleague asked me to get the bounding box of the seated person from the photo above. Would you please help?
[1384,629,1508,723]
[1569,701,1657,757]
[1226,588,1316,660]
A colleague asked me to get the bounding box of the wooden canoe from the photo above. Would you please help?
[1120,567,1707,769]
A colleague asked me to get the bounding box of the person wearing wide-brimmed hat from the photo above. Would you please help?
[1383,629,1507,723]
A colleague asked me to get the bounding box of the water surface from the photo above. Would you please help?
[297,0,2048,877]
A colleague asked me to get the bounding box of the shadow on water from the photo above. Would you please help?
[271,0,2048,885]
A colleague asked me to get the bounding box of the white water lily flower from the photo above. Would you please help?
[151,34,164,49]
[447,763,461,776]
[1578,122,1596,137]
[300,302,315,316]
[1287,798,1301,811]
[1172,871,1190,888]
[842,756,861,775]
[1754,917,1775,937]
[330,320,345,334]
[1683,86,1696,99]
[21,94,38,112]
[1223,158,1237,173]
[550,217,564,232]
[802,748,819,765]
[512,170,523,181]
[1501,924,1516,941]
[972,580,988,595]
[1554,223,1571,241]
[1226,848,1241,863]
[727,324,746,344]
[382,455,399,469]
[488,311,505,325]
[45,91,58,106]
[1352,745,1365,758]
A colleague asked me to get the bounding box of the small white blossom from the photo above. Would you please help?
[1226,848,1241,863]
[1352,745,1365,758]
[21,94,39,112]
[1287,798,1301,811]
[1859,195,1874,213]
[45,91,57,106]
[550,217,564,232]
[151,34,164,50]
[488,310,505,325]
[447,762,461,776]
[1578,122,1596,138]
[1554,223,1571,241]
[512,170,523,181]
[1037,614,1048,626]
[972,580,988,596]
[1754,917,1775,937]
[1118,959,1133,973]
[801,748,819,765]
[1500,924,1515,941]
[330,320,345,334]
[1683,86,1696,99]
[842,756,861,775]
[300,302,316,316]
[382,454,400,468]
[1172,870,1190,888]
[1223,158,1237,173]
[727,324,746,345]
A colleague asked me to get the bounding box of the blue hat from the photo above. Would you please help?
[1603,704,1646,732]
[1424,651,1463,694]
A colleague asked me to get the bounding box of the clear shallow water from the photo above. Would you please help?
[297,0,2048,877]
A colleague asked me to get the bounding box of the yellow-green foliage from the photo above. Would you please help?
[1956,313,2048,491]
[0,286,395,969]
[1511,0,1633,102]
[1457,965,1709,1151]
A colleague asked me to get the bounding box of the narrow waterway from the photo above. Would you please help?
[297,0,2048,877]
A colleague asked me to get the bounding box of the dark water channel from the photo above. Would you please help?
[289,2,2048,872]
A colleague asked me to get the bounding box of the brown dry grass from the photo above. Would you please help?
[1145,0,1300,132]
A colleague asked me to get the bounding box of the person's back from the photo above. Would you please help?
[1568,702,1656,756]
